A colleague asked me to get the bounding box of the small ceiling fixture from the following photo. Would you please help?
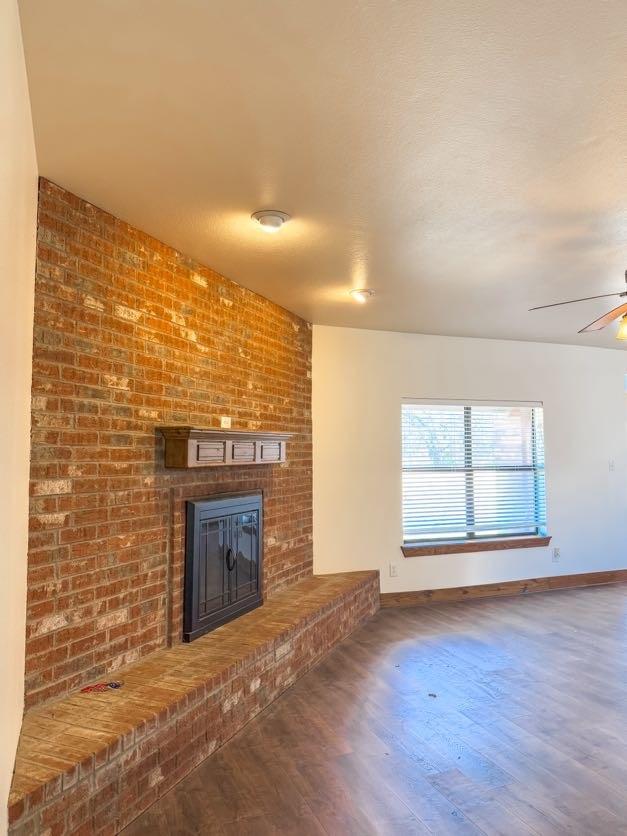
[350,288,375,304]
[251,209,290,233]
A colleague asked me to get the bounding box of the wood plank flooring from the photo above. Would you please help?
[123,585,627,835]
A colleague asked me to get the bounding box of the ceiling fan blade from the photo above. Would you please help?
[578,302,627,333]
[529,292,624,311]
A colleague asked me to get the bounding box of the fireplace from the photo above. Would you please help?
[184,492,263,641]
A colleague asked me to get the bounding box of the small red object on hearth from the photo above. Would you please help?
[80,681,123,693]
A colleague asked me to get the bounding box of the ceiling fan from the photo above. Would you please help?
[529,270,627,341]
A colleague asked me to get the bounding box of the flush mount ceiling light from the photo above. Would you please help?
[251,210,290,233]
[349,288,375,304]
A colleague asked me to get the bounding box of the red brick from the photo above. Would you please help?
[26,179,312,706]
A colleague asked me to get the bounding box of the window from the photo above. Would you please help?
[402,401,546,544]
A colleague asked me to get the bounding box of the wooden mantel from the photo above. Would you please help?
[158,426,293,468]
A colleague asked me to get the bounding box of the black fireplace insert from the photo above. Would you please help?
[184,492,263,641]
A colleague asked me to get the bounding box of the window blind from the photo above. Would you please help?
[402,401,546,543]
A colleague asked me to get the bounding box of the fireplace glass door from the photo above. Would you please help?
[184,493,262,641]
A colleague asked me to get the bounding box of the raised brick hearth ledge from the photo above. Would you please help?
[9,571,379,835]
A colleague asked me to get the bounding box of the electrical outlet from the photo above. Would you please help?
[220,416,232,429]
[552,547,560,563]
[389,562,398,578]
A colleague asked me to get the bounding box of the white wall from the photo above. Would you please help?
[313,325,627,593]
[0,0,37,830]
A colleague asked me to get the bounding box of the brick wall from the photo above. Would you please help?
[26,179,312,708]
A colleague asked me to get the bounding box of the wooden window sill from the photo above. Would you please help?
[401,535,552,558]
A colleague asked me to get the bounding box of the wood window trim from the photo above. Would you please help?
[401,535,552,558]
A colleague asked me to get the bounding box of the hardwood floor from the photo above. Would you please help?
[123,585,627,835]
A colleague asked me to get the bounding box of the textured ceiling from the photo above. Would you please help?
[18,0,627,347]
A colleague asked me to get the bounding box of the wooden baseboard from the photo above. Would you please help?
[380,569,627,608]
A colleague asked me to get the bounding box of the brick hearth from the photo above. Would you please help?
[9,571,379,835]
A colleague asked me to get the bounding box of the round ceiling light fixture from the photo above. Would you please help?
[251,209,290,233]
[349,288,375,304]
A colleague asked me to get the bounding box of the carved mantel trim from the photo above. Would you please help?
[158,426,293,468]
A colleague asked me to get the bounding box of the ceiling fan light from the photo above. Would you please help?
[616,315,627,341]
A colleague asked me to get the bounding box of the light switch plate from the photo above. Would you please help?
[220,416,232,429]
